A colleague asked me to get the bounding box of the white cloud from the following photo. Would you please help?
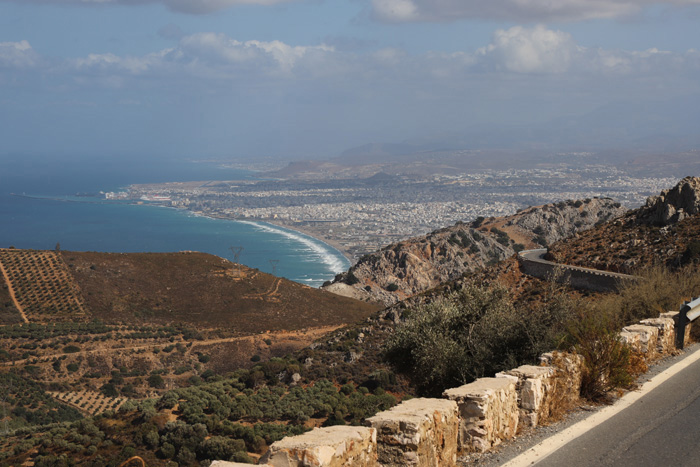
[62,33,335,86]
[72,48,176,74]
[0,40,40,68]
[179,33,334,73]
[468,25,700,76]
[0,0,293,14]
[16,28,698,94]
[476,25,578,73]
[371,0,700,23]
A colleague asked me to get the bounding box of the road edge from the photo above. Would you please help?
[501,343,700,466]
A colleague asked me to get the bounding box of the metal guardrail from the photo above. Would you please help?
[676,297,700,349]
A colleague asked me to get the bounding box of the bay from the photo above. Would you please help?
[0,156,350,287]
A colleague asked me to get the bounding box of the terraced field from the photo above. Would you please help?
[0,249,87,323]
[50,390,126,416]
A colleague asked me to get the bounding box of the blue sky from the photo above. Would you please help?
[1,0,699,161]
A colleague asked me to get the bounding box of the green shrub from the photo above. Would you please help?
[682,241,700,265]
[345,271,360,286]
[147,374,165,389]
[100,383,119,398]
[197,353,210,364]
[385,284,570,395]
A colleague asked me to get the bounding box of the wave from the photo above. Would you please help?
[236,220,349,274]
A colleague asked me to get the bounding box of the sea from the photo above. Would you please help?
[0,156,350,288]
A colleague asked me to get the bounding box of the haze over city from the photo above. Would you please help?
[1,0,699,163]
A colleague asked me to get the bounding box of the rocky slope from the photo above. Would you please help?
[324,197,627,304]
[550,176,700,273]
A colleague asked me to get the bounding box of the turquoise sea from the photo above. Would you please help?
[0,156,350,287]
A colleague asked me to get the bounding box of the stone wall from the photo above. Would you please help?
[443,378,518,452]
[213,309,689,466]
[518,249,636,292]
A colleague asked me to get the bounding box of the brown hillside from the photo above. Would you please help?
[548,214,700,273]
[62,251,380,332]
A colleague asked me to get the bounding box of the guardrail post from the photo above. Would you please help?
[676,304,689,350]
[675,297,700,349]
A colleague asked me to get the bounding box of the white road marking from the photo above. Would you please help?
[502,344,700,466]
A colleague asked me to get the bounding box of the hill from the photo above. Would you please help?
[301,177,700,403]
[0,250,379,405]
[548,176,700,273]
[0,249,378,331]
[325,197,626,304]
[63,251,377,332]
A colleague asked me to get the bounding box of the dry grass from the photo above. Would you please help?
[63,251,380,331]
[540,352,583,425]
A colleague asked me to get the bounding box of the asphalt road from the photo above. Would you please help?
[532,345,700,467]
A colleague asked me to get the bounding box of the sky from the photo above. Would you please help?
[1,0,699,161]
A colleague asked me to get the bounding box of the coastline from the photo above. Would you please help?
[188,209,355,266]
[262,220,356,265]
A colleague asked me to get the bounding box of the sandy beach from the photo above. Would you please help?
[189,209,356,265]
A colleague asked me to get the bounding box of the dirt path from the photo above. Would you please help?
[0,325,342,367]
[0,256,29,323]
[242,277,282,301]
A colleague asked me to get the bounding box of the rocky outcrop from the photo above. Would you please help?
[636,176,700,225]
[325,198,627,304]
[549,178,700,274]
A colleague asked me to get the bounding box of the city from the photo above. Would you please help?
[115,165,676,260]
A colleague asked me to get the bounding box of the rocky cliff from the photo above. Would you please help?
[636,176,700,225]
[324,197,627,304]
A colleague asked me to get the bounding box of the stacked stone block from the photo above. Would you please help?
[366,398,459,467]
[260,426,378,467]
[640,317,675,354]
[496,366,554,428]
[660,311,691,345]
[443,377,519,452]
[539,352,584,410]
[621,324,659,360]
